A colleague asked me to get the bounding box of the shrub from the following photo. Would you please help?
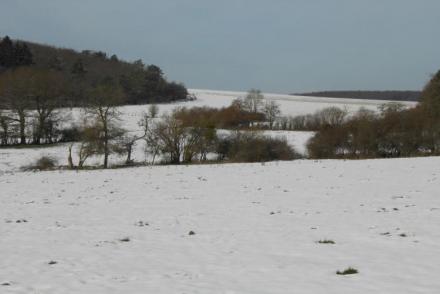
[174,105,265,129]
[22,156,58,171]
[59,126,82,142]
[336,267,359,275]
[217,132,299,163]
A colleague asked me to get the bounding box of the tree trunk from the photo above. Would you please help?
[68,145,74,169]
[103,120,109,168]
[126,144,133,164]
[104,149,109,168]
[103,137,109,168]
[19,116,26,145]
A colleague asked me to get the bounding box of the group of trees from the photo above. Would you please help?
[232,89,282,129]
[143,110,297,165]
[0,35,189,146]
[0,36,33,68]
[23,37,189,105]
[307,71,440,158]
[273,107,348,131]
[67,101,294,168]
[0,67,67,145]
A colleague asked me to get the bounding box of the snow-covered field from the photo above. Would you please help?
[0,89,417,173]
[1,157,439,293]
[0,130,315,174]
[2,90,435,293]
[190,89,417,117]
[87,89,417,131]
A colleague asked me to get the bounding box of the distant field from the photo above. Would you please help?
[189,89,418,117]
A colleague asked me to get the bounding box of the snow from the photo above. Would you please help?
[0,89,412,173]
[0,130,314,174]
[1,157,439,293]
[1,90,434,293]
[62,89,418,132]
[189,89,417,117]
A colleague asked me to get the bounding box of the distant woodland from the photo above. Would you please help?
[0,35,188,107]
[295,91,421,102]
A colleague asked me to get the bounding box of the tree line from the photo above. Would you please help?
[0,36,189,105]
[65,90,296,169]
[307,71,440,158]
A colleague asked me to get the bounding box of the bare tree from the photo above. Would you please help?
[120,115,150,164]
[85,79,126,168]
[31,70,66,144]
[316,107,348,127]
[243,89,264,113]
[263,101,281,129]
[0,68,33,144]
[0,110,12,145]
[148,104,159,118]
[148,113,187,164]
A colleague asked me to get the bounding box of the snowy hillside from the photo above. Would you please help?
[1,157,439,293]
[63,89,419,132]
[0,89,417,173]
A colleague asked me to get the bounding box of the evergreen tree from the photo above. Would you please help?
[0,37,33,68]
[0,36,15,67]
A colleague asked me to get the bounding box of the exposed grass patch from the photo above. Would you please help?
[336,267,358,275]
[317,239,335,244]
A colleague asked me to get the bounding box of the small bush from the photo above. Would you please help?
[35,156,58,170]
[217,132,300,163]
[59,126,82,142]
[22,156,58,171]
[336,267,358,275]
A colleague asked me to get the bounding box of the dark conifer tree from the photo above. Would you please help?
[0,36,15,67]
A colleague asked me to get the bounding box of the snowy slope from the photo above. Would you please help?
[0,89,414,173]
[1,157,440,293]
[61,89,418,132]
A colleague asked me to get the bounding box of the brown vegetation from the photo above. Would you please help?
[307,71,440,159]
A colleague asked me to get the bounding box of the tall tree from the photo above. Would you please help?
[263,101,281,129]
[86,78,126,168]
[31,69,66,144]
[0,67,34,144]
[0,37,33,68]
[0,36,15,68]
[243,89,264,113]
